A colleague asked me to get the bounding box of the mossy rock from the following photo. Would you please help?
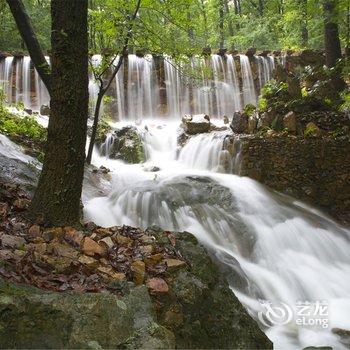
[0,279,175,349]
[98,126,146,164]
[147,228,273,349]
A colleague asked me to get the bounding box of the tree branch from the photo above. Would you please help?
[6,0,51,95]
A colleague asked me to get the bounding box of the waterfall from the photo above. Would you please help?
[85,121,350,350]
[164,57,182,117]
[1,54,273,117]
[125,54,158,121]
[15,59,21,103]
[89,54,102,114]
[2,57,14,102]
[114,56,125,121]
[178,131,230,172]
[257,55,275,88]
[239,54,257,106]
[226,54,242,112]
[22,57,31,108]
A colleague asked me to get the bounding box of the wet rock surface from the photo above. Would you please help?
[0,180,272,349]
[98,126,146,163]
[228,134,350,223]
[181,114,211,135]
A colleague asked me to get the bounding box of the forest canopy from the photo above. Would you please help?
[0,0,349,53]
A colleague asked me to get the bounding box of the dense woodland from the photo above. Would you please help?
[1,0,350,53]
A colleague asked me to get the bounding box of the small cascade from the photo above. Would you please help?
[34,58,50,110]
[178,131,230,172]
[239,54,257,106]
[15,58,21,103]
[89,54,102,114]
[125,54,159,121]
[114,56,125,121]
[22,57,31,107]
[226,54,242,111]
[164,57,182,117]
[2,57,14,102]
[257,56,275,88]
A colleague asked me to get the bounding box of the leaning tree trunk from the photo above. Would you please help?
[6,0,51,93]
[30,0,88,226]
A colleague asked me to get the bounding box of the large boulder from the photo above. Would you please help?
[181,114,211,135]
[147,229,273,349]
[99,126,145,164]
[230,111,248,133]
[0,221,272,349]
[0,278,175,349]
[0,134,41,195]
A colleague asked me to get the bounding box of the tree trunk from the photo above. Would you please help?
[29,0,88,226]
[324,0,342,68]
[223,0,235,49]
[218,0,225,49]
[6,0,51,94]
[86,90,103,164]
[323,0,345,91]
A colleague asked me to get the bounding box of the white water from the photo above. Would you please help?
[1,53,274,116]
[239,54,257,106]
[84,120,350,349]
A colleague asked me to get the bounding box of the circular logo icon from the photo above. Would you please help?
[258,300,293,327]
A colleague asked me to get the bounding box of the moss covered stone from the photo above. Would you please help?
[98,126,145,164]
[0,279,175,349]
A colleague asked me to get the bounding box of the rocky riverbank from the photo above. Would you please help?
[0,178,272,349]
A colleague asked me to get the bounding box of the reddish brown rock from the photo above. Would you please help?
[146,277,169,294]
[99,236,114,250]
[64,227,84,247]
[82,237,105,257]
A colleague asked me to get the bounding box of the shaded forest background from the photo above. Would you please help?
[0,0,349,53]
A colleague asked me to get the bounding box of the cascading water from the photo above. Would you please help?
[84,119,350,350]
[257,55,275,88]
[1,53,262,117]
[22,56,32,108]
[239,54,257,106]
[2,57,14,101]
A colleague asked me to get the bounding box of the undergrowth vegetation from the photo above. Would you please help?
[0,88,46,161]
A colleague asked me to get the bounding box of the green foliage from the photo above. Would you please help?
[340,90,350,112]
[2,0,350,54]
[243,103,256,117]
[0,0,51,51]
[0,112,46,143]
[95,118,112,144]
[258,97,268,111]
[0,92,46,160]
[261,80,288,99]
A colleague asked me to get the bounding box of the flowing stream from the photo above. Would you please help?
[83,119,350,350]
[1,53,349,348]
